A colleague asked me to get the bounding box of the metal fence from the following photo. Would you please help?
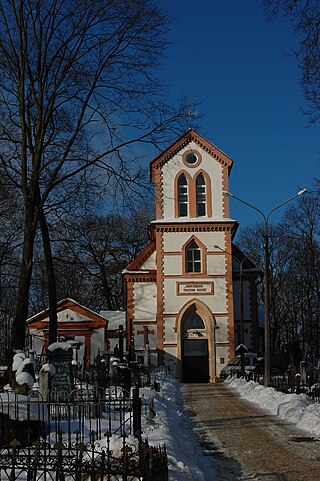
[0,387,168,481]
[238,366,320,403]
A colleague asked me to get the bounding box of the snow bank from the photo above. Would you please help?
[226,376,320,438]
[140,373,215,481]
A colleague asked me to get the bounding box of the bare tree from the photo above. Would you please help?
[0,175,21,348]
[237,223,292,352]
[0,0,189,348]
[52,205,154,312]
[281,189,320,362]
[263,0,320,122]
[237,182,320,365]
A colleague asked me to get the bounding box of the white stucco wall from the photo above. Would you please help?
[90,328,105,363]
[215,317,228,342]
[163,317,176,343]
[216,346,230,374]
[163,255,182,276]
[163,231,226,252]
[57,308,87,322]
[134,282,157,320]
[141,251,156,270]
[161,141,224,220]
[30,329,45,355]
[206,254,226,275]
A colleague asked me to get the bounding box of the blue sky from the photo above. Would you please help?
[159,0,319,229]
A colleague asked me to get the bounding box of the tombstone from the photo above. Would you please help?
[128,336,136,363]
[47,341,74,402]
[300,361,307,386]
[295,373,301,393]
[38,363,56,402]
[144,341,151,369]
[288,365,297,388]
[118,325,124,362]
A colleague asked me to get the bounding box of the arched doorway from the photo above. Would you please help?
[182,311,209,382]
[176,300,216,383]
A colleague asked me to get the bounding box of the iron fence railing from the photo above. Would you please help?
[0,432,168,480]
[0,386,168,481]
[233,366,320,403]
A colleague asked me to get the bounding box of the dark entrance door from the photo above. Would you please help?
[183,339,209,383]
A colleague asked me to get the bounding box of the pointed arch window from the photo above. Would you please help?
[196,173,206,216]
[184,311,205,330]
[185,240,201,273]
[178,174,188,217]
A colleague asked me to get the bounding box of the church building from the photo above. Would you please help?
[123,129,259,382]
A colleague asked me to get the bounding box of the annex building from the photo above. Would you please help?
[123,129,259,382]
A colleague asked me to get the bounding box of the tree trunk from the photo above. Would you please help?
[39,208,58,346]
[13,212,37,349]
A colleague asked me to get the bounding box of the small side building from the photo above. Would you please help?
[27,298,108,366]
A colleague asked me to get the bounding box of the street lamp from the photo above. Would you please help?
[224,188,307,387]
[214,245,248,346]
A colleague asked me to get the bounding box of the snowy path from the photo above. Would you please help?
[182,383,320,481]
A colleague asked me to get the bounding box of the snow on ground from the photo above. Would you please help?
[140,372,217,481]
[225,376,320,438]
[140,373,320,480]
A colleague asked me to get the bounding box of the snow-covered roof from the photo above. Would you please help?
[27,298,108,325]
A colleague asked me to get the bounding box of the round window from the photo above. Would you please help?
[185,152,198,165]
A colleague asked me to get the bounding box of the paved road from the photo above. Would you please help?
[181,383,320,481]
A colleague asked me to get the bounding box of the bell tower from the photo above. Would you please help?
[124,129,257,382]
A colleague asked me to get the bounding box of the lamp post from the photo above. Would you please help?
[224,189,307,387]
[214,245,248,346]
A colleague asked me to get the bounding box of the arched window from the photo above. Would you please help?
[196,173,206,216]
[178,174,188,217]
[184,311,205,330]
[185,240,201,273]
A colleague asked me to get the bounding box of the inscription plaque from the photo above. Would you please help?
[177,282,214,295]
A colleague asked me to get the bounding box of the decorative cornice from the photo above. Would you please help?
[152,222,236,234]
[123,272,157,283]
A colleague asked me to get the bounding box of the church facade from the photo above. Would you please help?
[123,129,259,382]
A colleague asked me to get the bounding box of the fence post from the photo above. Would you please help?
[132,386,141,438]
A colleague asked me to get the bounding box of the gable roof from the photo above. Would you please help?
[150,128,234,184]
[124,240,156,271]
[27,298,108,326]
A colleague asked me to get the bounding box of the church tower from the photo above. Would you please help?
[123,129,257,382]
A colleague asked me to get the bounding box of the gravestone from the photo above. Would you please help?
[300,360,307,385]
[47,342,74,402]
[144,341,151,368]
